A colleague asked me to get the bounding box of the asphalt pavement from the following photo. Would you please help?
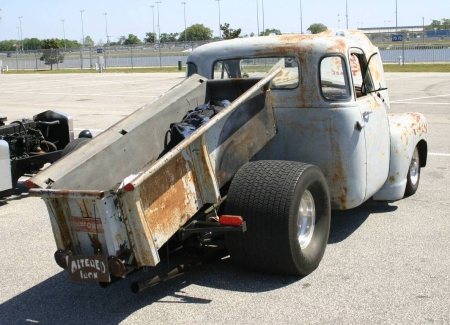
[0,72,449,325]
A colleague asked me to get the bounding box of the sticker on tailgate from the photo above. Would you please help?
[67,255,110,282]
[71,217,104,234]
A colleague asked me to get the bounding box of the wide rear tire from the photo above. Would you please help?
[224,160,331,276]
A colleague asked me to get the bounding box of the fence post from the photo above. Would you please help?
[402,34,405,65]
[35,51,38,71]
[131,47,134,69]
[89,47,93,69]
[15,49,19,71]
[80,48,83,69]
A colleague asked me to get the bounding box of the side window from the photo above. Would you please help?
[350,51,375,98]
[213,57,300,90]
[320,56,350,101]
[213,61,232,79]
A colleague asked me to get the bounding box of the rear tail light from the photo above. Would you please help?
[25,180,37,189]
[219,215,243,227]
[123,183,135,192]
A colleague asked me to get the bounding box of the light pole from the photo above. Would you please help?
[80,10,85,47]
[103,13,109,45]
[422,16,425,44]
[395,0,398,33]
[156,1,161,43]
[256,0,259,36]
[150,5,156,43]
[261,0,265,34]
[61,19,67,50]
[215,0,221,38]
[345,0,348,29]
[299,0,303,34]
[18,16,23,51]
[181,2,187,43]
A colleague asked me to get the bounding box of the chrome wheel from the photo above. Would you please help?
[297,190,315,250]
[409,147,420,186]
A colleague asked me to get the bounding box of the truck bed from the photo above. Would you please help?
[29,70,280,269]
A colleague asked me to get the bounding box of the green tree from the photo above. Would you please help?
[144,32,157,43]
[83,35,95,47]
[23,38,42,50]
[0,40,17,51]
[118,36,126,45]
[123,34,141,45]
[40,39,64,70]
[178,24,213,41]
[220,23,242,39]
[259,28,281,36]
[159,33,179,43]
[307,23,328,34]
[65,39,81,49]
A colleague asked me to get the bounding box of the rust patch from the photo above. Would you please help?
[337,187,348,210]
[389,176,396,183]
[48,198,72,250]
[139,153,199,248]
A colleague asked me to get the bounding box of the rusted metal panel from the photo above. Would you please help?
[211,92,277,187]
[120,188,160,267]
[139,149,200,250]
[373,112,428,201]
[29,189,105,200]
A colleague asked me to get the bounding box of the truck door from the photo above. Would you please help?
[350,49,390,200]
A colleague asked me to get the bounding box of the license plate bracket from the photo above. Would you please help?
[67,255,110,282]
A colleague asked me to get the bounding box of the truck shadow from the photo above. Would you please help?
[0,181,31,206]
[0,259,298,325]
[329,199,398,244]
[0,199,396,324]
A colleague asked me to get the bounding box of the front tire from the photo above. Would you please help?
[405,146,420,196]
[224,161,331,276]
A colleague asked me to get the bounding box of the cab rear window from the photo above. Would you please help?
[213,57,300,90]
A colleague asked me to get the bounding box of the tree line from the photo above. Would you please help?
[0,23,291,51]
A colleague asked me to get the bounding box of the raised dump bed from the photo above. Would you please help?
[29,70,280,282]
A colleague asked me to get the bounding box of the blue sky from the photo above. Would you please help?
[0,0,449,43]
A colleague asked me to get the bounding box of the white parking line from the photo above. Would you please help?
[429,153,450,157]
[391,102,449,105]
[392,94,450,102]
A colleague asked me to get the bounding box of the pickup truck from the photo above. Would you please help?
[28,30,427,292]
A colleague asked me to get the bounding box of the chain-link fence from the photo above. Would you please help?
[0,41,212,71]
[1,38,449,71]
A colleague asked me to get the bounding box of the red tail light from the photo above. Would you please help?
[123,183,135,192]
[25,180,37,189]
[219,215,243,227]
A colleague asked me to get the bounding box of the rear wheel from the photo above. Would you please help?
[224,161,331,276]
[405,146,420,196]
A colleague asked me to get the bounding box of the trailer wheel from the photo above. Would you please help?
[224,161,331,276]
[61,138,91,157]
[405,146,420,196]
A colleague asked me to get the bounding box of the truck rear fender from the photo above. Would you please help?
[373,112,427,201]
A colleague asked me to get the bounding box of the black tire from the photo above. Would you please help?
[224,161,331,276]
[61,138,91,158]
[404,146,420,196]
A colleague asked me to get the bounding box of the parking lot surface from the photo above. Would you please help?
[0,72,449,325]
